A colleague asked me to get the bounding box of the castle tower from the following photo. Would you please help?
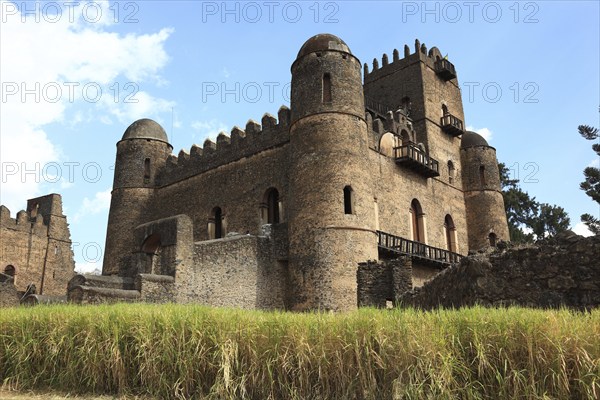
[287,34,378,311]
[103,119,172,276]
[363,41,465,185]
[460,131,510,249]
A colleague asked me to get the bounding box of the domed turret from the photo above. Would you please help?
[103,119,172,276]
[460,131,509,249]
[287,34,377,311]
[122,118,169,143]
[461,130,489,148]
[290,33,364,124]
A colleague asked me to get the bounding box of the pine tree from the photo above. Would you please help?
[578,124,600,234]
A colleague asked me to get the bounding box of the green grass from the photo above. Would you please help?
[1,304,599,399]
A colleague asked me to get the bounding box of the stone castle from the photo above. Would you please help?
[0,194,75,306]
[66,34,510,311]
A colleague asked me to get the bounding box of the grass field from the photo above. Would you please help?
[1,304,599,399]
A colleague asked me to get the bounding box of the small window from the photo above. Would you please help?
[489,232,497,247]
[266,188,280,224]
[144,158,151,183]
[322,73,332,103]
[448,161,455,184]
[479,165,486,185]
[442,104,448,116]
[343,186,353,215]
[209,207,225,239]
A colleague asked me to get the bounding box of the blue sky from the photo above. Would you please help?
[1,0,599,272]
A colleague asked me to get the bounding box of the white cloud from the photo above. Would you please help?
[73,188,112,222]
[572,222,594,237]
[466,126,493,141]
[0,0,173,211]
[588,158,599,168]
[191,120,229,141]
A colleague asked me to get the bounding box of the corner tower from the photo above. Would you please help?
[460,131,510,249]
[103,119,172,276]
[287,34,378,311]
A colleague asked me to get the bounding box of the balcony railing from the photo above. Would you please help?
[394,142,440,178]
[434,59,457,81]
[440,113,464,137]
[377,230,462,268]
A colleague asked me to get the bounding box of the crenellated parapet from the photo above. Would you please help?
[156,106,291,185]
[366,108,416,150]
[0,204,49,236]
[364,39,453,84]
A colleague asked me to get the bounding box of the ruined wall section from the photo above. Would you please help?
[186,227,288,309]
[357,257,412,308]
[0,194,75,295]
[400,233,600,310]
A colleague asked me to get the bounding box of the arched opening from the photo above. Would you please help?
[144,158,151,183]
[442,104,449,116]
[410,199,425,243]
[400,129,411,145]
[448,160,455,184]
[265,188,280,224]
[444,215,457,253]
[209,207,225,239]
[479,165,486,185]
[1,265,15,283]
[140,234,161,274]
[30,204,39,219]
[322,73,332,103]
[489,232,497,247]
[344,186,354,215]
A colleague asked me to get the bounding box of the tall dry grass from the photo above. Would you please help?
[1,304,598,399]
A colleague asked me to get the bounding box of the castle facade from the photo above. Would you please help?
[69,34,509,311]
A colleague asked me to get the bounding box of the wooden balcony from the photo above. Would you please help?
[434,59,457,81]
[394,143,440,178]
[440,113,464,137]
[377,230,462,268]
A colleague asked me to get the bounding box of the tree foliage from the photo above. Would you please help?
[499,163,570,243]
[578,124,600,234]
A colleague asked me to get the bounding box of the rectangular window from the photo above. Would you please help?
[323,73,332,103]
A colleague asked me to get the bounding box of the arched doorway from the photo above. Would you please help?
[209,207,225,239]
[141,234,161,274]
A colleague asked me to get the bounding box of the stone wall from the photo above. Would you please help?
[357,257,412,307]
[400,233,600,310]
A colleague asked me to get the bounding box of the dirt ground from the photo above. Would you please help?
[0,391,154,400]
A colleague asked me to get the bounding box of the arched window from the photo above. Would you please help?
[322,73,332,103]
[489,232,497,247]
[209,207,225,239]
[410,199,425,243]
[479,165,486,185]
[1,265,15,283]
[266,188,280,224]
[30,203,39,219]
[448,161,455,184]
[144,158,151,183]
[344,186,354,215]
[444,215,457,253]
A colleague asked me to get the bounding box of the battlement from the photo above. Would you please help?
[367,108,414,136]
[0,204,49,235]
[156,106,291,185]
[363,39,452,84]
